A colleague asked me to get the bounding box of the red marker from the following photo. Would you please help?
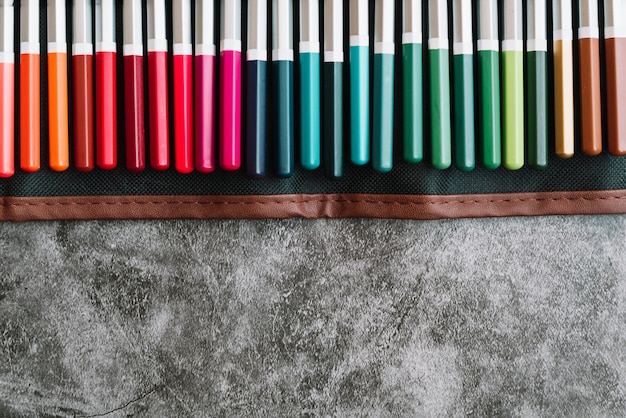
[95,0,117,169]
[173,0,194,173]
[220,0,242,170]
[0,0,14,177]
[20,0,40,172]
[195,0,216,173]
[72,0,94,171]
[123,0,145,172]
[147,0,169,170]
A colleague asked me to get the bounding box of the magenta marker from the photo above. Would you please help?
[195,0,216,172]
[219,0,241,171]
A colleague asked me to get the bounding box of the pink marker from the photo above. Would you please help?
[195,0,216,173]
[173,0,193,173]
[219,0,241,171]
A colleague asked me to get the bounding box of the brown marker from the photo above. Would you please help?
[605,0,626,156]
[579,0,602,156]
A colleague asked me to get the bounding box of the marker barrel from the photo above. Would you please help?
[403,41,422,163]
[96,51,117,169]
[579,36,602,156]
[527,51,548,169]
[605,38,626,155]
[48,51,69,171]
[429,47,451,170]
[373,53,394,172]
[300,51,321,170]
[123,54,145,172]
[323,62,343,179]
[219,50,242,170]
[72,53,94,171]
[20,52,40,172]
[196,54,216,172]
[453,53,475,171]
[275,60,294,177]
[148,50,169,170]
[246,59,266,177]
[502,50,524,170]
[350,45,369,165]
[173,52,194,173]
[0,62,14,178]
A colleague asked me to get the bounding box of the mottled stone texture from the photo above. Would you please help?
[1,216,626,416]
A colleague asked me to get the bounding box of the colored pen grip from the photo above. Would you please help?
[403,42,423,164]
[246,59,266,177]
[148,51,169,170]
[275,60,294,178]
[502,51,524,170]
[373,53,394,173]
[220,50,241,171]
[48,52,69,171]
[96,51,117,170]
[323,62,343,179]
[195,54,216,173]
[0,63,14,178]
[453,54,475,171]
[429,49,451,170]
[72,54,94,171]
[300,52,321,170]
[477,50,500,169]
[123,55,145,173]
[527,51,548,169]
[20,53,40,172]
[579,37,602,156]
[174,54,194,173]
[350,46,369,166]
[605,38,626,156]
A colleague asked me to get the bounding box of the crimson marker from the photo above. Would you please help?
[195,0,216,173]
[220,0,242,171]
[95,0,117,169]
[173,0,193,173]
[147,0,169,170]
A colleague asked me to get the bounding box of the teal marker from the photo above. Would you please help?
[402,0,423,164]
[299,0,320,170]
[349,0,369,166]
[428,0,451,170]
[373,0,395,172]
[452,0,475,171]
[323,0,343,179]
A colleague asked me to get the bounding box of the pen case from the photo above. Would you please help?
[1,0,626,221]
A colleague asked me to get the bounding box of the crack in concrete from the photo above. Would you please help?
[75,386,159,418]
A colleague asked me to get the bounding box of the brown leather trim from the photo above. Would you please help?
[1,189,626,221]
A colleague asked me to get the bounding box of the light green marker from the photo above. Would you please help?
[402,0,423,164]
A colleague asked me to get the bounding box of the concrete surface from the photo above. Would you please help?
[1,216,626,416]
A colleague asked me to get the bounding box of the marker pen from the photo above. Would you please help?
[578,0,602,156]
[48,0,69,172]
[0,0,14,177]
[96,0,117,169]
[452,0,475,171]
[403,0,423,164]
[20,0,40,172]
[349,0,369,166]
[373,0,394,172]
[604,0,626,156]
[476,0,500,169]
[147,0,169,170]
[300,0,321,170]
[195,0,216,173]
[323,0,343,179]
[553,0,574,158]
[173,0,194,173]
[123,0,145,172]
[428,0,451,170]
[502,0,524,170]
[527,0,548,169]
[247,0,267,177]
[73,0,94,171]
[220,0,242,171]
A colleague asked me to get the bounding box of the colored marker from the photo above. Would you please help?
[553,0,574,158]
[273,0,295,177]
[48,0,69,172]
[349,0,369,166]
[123,0,145,172]
[300,0,321,170]
[452,0,475,171]
[403,0,423,164]
[428,0,451,170]
[247,0,267,177]
[20,0,40,172]
[604,0,626,155]
[527,0,548,169]
[196,0,216,173]
[96,0,117,170]
[579,0,602,156]
[173,0,194,173]
[373,0,394,172]
[0,0,14,178]
[147,0,169,170]
[476,0,500,169]
[323,0,343,179]
[502,0,524,170]
[220,0,242,171]
[73,0,94,172]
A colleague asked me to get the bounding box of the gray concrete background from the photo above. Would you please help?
[1,216,625,416]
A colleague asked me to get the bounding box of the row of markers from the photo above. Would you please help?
[0,1,625,179]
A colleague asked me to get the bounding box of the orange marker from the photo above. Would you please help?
[0,0,15,178]
[20,0,40,172]
[48,0,70,171]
